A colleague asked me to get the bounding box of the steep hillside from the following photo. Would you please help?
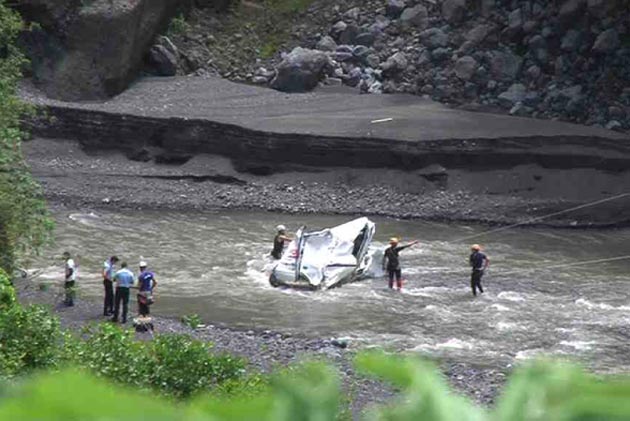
[166,0,630,134]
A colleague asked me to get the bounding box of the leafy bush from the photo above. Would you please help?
[182,313,202,329]
[65,323,246,398]
[148,334,245,398]
[5,356,630,420]
[0,305,60,377]
[0,2,52,272]
[0,268,15,309]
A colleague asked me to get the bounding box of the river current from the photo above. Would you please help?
[33,210,630,373]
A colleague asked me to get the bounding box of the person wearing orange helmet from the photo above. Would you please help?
[382,237,419,290]
[469,244,490,296]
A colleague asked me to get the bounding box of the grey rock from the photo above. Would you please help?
[355,32,375,47]
[481,0,496,17]
[385,0,406,19]
[380,51,408,74]
[509,102,531,116]
[561,30,582,52]
[270,47,330,92]
[343,68,362,87]
[528,35,548,63]
[352,45,371,60]
[554,55,571,75]
[344,7,361,21]
[147,44,177,76]
[608,106,626,119]
[366,54,381,68]
[339,24,360,45]
[498,83,527,108]
[466,24,492,46]
[523,91,541,107]
[488,50,523,81]
[442,0,467,24]
[324,76,343,87]
[330,21,347,37]
[156,35,178,56]
[251,75,269,85]
[316,36,337,52]
[592,29,620,54]
[606,120,623,131]
[525,65,541,80]
[419,28,449,49]
[508,8,523,33]
[559,0,586,24]
[454,56,479,81]
[487,80,498,90]
[370,15,391,32]
[523,20,539,34]
[431,48,450,62]
[368,80,383,94]
[587,0,614,17]
[400,5,429,29]
[20,0,182,100]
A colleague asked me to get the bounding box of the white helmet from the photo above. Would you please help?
[139,261,148,268]
[276,225,286,232]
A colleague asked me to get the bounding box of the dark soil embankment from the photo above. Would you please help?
[21,77,630,227]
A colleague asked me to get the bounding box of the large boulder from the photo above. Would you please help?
[270,47,330,93]
[16,0,183,100]
[400,5,429,29]
[592,29,620,54]
[147,45,178,76]
[487,50,523,82]
[442,0,467,24]
[454,56,479,81]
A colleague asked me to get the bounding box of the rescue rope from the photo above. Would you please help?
[451,192,630,244]
[491,254,630,277]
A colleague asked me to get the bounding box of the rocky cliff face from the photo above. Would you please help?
[16,0,184,100]
[169,0,630,134]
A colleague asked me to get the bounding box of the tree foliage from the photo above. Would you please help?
[0,1,52,272]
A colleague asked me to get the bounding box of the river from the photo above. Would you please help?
[32,210,630,373]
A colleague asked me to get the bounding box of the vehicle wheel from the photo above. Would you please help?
[269,272,280,287]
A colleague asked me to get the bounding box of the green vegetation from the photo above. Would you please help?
[182,313,202,329]
[167,13,191,37]
[3,351,630,420]
[0,2,52,272]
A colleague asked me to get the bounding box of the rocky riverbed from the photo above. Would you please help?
[24,137,630,227]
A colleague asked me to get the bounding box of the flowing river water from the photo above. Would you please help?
[32,210,630,373]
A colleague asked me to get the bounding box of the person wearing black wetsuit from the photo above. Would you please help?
[382,238,419,290]
[271,225,291,259]
[469,244,489,296]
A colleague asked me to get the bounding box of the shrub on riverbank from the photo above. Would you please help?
[0,1,52,272]
[3,353,630,420]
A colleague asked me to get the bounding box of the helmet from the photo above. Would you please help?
[389,237,399,244]
[139,261,148,268]
[471,244,481,251]
[276,225,286,232]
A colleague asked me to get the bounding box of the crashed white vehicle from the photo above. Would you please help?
[269,217,376,290]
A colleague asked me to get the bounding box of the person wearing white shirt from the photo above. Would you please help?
[63,251,77,306]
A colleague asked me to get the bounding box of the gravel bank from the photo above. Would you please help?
[23,138,630,227]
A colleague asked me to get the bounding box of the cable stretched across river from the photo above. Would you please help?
[450,192,630,244]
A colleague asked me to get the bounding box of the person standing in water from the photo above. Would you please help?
[382,238,419,290]
[137,261,157,317]
[62,251,77,306]
[102,255,119,316]
[271,225,292,259]
[469,244,490,296]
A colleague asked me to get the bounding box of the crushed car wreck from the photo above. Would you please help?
[269,217,377,290]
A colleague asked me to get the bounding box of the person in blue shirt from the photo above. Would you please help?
[111,262,135,323]
[137,261,157,317]
[102,255,119,316]
[469,244,490,297]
